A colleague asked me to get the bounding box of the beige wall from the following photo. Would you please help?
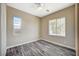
[40,5,75,49]
[75,3,79,56]
[7,6,40,48]
[0,4,1,55]
[0,4,6,56]
[76,4,79,55]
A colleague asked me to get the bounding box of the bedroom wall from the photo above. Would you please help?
[76,3,79,56]
[0,4,6,56]
[7,6,40,48]
[0,4,1,55]
[40,5,75,49]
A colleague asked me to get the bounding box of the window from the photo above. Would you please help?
[49,17,65,36]
[13,16,22,33]
[13,16,21,29]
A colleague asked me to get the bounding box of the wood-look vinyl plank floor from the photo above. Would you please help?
[6,40,76,56]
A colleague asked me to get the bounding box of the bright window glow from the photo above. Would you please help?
[13,16,21,30]
[49,17,65,36]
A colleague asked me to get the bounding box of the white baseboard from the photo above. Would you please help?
[6,39,40,49]
[42,39,75,50]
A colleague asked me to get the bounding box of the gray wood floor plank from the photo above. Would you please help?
[6,40,76,56]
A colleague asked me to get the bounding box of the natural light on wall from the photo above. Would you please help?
[49,17,65,37]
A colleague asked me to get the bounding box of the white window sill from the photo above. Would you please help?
[48,34,65,37]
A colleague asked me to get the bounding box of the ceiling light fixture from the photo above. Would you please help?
[34,3,50,12]
[34,3,44,10]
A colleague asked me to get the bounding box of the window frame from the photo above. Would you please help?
[48,17,66,37]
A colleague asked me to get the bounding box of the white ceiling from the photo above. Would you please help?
[7,3,74,17]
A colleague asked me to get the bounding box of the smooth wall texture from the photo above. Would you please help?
[0,4,1,55]
[0,4,7,56]
[77,4,79,55]
[7,6,40,48]
[40,5,75,49]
